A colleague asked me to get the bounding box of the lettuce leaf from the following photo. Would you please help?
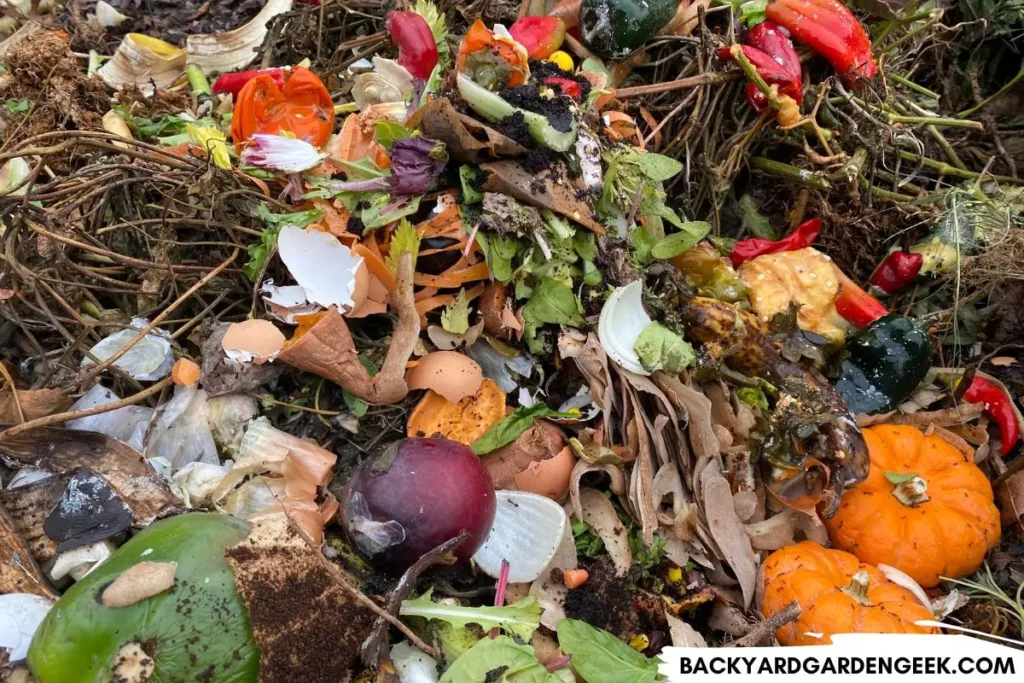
[440,636,561,683]
[400,588,541,640]
[557,619,663,683]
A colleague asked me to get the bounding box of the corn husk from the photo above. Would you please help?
[186,0,293,75]
[98,33,186,94]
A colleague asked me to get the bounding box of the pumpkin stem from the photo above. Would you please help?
[887,471,930,506]
[841,570,874,605]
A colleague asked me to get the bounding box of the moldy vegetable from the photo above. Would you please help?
[826,424,1000,587]
[579,0,678,59]
[834,313,931,415]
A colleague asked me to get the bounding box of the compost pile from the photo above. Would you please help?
[0,0,1023,679]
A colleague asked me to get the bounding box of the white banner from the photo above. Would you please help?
[659,633,1024,683]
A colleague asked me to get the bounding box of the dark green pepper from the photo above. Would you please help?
[578,0,677,58]
[29,513,259,683]
[834,313,931,415]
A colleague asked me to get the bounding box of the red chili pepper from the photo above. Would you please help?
[963,377,1020,456]
[730,216,821,267]
[835,272,889,328]
[386,11,439,80]
[509,16,567,59]
[869,250,923,295]
[212,68,286,98]
[542,76,582,99]
[765,0,876,85]
[744,21,803,111]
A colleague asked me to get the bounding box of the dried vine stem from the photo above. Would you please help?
[733,602,802,647]
[0,377,173,439]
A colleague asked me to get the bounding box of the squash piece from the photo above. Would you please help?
[761,541,940,646]
[407,379,506,445]
[825,424,1000,587]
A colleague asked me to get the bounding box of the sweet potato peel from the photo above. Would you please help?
[278,251,420,404]
[407,379,506,445]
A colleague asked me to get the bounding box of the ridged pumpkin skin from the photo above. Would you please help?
[761,541,939,645]
[825,424,1000,587]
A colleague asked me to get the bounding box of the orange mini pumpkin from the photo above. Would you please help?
[761,541,939,645]
[825,424,1000,587]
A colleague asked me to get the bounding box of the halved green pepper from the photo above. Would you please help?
[28,513,259,683]
[834,313,931,415]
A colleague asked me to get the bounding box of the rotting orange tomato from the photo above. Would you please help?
[231,66,335,150]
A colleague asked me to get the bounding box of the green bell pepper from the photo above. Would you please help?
[578,0,678,58]
[28,513,259,683]
[834,313,931,415]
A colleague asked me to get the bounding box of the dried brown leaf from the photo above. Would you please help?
[101,561,177,608]
[700,461,758,608]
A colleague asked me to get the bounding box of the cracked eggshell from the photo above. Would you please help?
[278,226,364,312]
[597,280,652,375]
[472,490,569,583]
[405,351,484,403]
[221,319,286,364]
[260,281,321,324]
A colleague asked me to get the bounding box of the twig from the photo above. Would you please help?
[361,532,468,668]
[733,602,801,646]
[959,66,1024,119]
[79,248,239,385]
[749,157,832,190]
[614,71,736,98]
[0,378,172,439]
[889,73,940,100]
[0,363,25,423]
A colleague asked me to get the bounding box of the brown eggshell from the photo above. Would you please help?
[348,259,370,315]
[348,271,389,319]
[405,351,483,403]
[221,319,286,364]
[480,281,511,339]
[481,420,574,501]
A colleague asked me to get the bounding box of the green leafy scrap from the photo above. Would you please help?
[557,619,664,683]
[6,99,30,114]
[374,120,411,150]
[472,403,576,455]
[633,322,695,374]
[413,0,449,56]
[736,386,770,413]
[400,588,541,641]
[362,193,422,230]
[386,218,422,273]
[441,289,471,334]
[343,357,379,418]
[440,636,561,683]
[600,145,686,231]
[460,165,484,204]
[572,519,606,558]
[521,277,584,354]
[738,193,777,239]
[649,222,711,260]
[243,204,324,282]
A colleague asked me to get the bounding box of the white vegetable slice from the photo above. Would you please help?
[277,225,364,311]
[473,490,569,583]
[597,280,651,375]
[0,593,52,661]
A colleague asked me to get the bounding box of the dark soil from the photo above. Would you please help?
[67,0,264,52]
[494,111,534,149]
[564,556,640,637]
[500,84,574,133]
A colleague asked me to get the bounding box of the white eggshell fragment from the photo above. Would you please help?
[473,490,569,583]
[278,226,364,312]
[597,280,652,375]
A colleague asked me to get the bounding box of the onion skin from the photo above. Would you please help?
[342,438,496,566]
